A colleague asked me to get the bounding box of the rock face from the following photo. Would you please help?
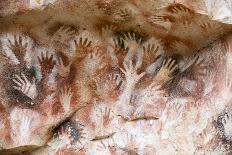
[0,0,232,154]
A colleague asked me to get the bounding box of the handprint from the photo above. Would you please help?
[160,101,185,130]
[101,107,114,127]
[143,43,159,55]
[75,37,92,49]
[93,73,123,100]
[51,26,76,45]
[38,51,56,77]
[169,40,189,55]
[116,8,133,22]
[89,50,105,68]
[147,15,173,30]
[83,49,106,75]
[67,123,86,144]
[57,126,72,146]
[55,121,86,145]
[115,60,140,119]
[137,83,165,104]
[160,102,184,140]
[91,107,115,141]
[120,61,145,87]
[107,73,124,89]
[120,134,138,155]
[8,35,28,64]
[199,21,223,37]
[167,102,185,121]
[168,4,192,14]
[111,38,124,55]
[74,37,92,58]
[59,86,73,113]
[181,55,206,78]
[199,21,222,31]
[101,25,117,41]
[18,115,33,144]
[12,73,38,102]
[95,107,114,128]
[149,15,174,22]
[167,4,193,19]
[154,58,178,83]
[96,0,116,15]
[222,113,232,140]
[122,32,142,53]
[97,140,117,155]
[57,57,71,77]
[143,43,159,64]
[132,82,166,121]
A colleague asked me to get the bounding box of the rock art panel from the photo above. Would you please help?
[0,0,232,155]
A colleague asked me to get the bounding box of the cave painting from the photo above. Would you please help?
[0,0,232,154]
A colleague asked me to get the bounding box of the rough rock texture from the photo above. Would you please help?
[0,0,232,154]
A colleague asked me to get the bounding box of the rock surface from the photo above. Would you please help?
[0,0,232,154]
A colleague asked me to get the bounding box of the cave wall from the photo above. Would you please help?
[0,0,232,154]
